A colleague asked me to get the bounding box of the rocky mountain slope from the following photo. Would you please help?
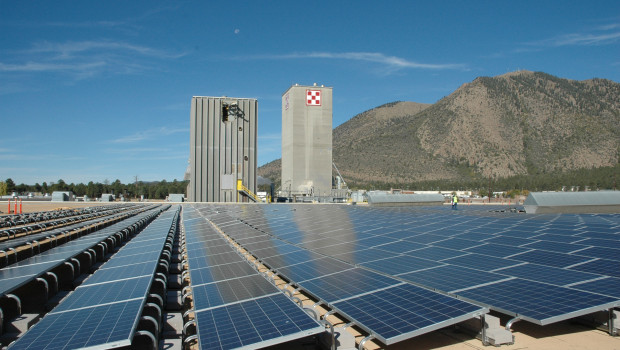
[260,71,620,188]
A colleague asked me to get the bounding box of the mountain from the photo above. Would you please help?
[259,71,620,189]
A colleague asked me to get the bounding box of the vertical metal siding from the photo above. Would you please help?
[189,96,257,202]
[189,99,196,201]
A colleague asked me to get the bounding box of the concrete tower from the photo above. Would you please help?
[188,96,257,202]
[281,84,333,197]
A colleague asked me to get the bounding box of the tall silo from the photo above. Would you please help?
[281,84,333,197]
[188,96,257,202]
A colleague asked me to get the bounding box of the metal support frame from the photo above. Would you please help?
[312,301,325,314]
[139,315,160,336]
[282,288,293,298]
[303,307,319,321]
[24,242,33,257]
[358,335,375,350]
[182,309,194,320]
[148,293,164,310]
[4,294,21,315]
[480,314,489,346]
[133,330,157,350]
[183,319,196,336]
[70,257,81,275]
[506,317,521,331]
[609,308,617,336]
[342,322,355,331]
[183,334,198,349]
[291,296,303,307]
[35,277,49,300]
[8,247,17,264]
[63,261,75,279]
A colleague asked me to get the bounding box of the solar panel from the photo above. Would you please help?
[403,233,447,244]
[298,268,401,304]
[407,246,468,261]
[331,283,487,345]
[9,299,143,350]
[101,250,163,269]
[443,253,523,271]
[331,247,397,264]
[500,228,539,239]
[54,276,151,312]
[360,254,443,276]
[374,240,426,254]
[248,243,303,259]
[574,237,620,249]
[188,251,245,269]
[484,235,536,247]
[453,231,495,242]
[530,233,584,243]
[260,250,321,269]
[463,242,532,258]
[189,261,258,286]
[575,230,620,241]
[509,250,594,268]
[458,278,618,325]
[520,240,588,254]
[571,277,620,299]
[569,258,620,278]
[495,263,603,287]
[275,257,353,283]
[83,261,157,286]
[399,265,512,293]
[433,237,484,250]
[574,246,620,261]
[195,293,324,350]
[192,274,280,311]
[355,235,398,248]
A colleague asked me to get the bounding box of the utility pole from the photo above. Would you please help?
[488,174,492,204]
[134,175,138,200]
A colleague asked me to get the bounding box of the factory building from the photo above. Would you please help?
[188,96,257,202]
[281,84,333,197]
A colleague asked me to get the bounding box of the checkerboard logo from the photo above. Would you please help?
[306,90,321,106]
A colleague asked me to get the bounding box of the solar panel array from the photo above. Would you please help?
[190,205,488,345]
[9,206,180,350]
[192,203,620,337]
[183,207,325,350]
[0,206,164,298]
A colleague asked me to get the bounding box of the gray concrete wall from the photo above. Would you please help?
[281,85,332,196]
[189,97,257,202]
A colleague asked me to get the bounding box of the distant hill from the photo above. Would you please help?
[259,71,620,189]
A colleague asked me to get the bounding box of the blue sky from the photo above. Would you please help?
[1,1,618,185]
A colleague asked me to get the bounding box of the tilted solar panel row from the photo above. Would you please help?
[203,204,620,339]
[197,206,488,346]
[0,205,167,299]
[0,205,157,266]
[8,205,181,350]
[0,204,139,244]
[182,206,324,350]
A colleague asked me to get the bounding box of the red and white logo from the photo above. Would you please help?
[306,90,321,106]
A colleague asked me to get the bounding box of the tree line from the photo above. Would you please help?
[0,178,188,200]
[350,164,619,194]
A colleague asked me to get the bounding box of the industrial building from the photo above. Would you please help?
[281,84,333,198]
[187,96,257,202]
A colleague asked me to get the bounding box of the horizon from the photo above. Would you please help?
[1,1,619,184]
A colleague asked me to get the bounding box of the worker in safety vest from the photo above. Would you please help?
[452,194,458,209]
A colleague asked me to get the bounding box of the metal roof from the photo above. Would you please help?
[365,192,444,206]
[524,191,620,214]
